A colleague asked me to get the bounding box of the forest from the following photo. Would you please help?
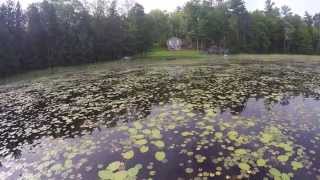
[0,0,320,76]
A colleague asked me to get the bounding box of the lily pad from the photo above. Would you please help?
[269,168,281,178]
[122,150,134,160]
[291,161,303,171]
[135,139,148,146]
[98,170,113,180]
[227,131,238,141]
[257,159,266,167]
[277,155,289,163]
[139,146,149,153]
[113,171,128,180]
[234,149,247,156]
[155,151,166,161]
[260,133,273,144]
[185,168,194,174]
[151,140,165,148]
[238,163,250,171]
[106,161,121,172]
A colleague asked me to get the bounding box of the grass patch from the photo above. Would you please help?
[142,49,208,60]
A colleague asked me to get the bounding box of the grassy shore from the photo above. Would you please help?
[1,50,320,85]
[142,49,209,60]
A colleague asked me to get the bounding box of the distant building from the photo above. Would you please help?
[207,0,224,7]
[167,37,182,51]
[215,0,224,6]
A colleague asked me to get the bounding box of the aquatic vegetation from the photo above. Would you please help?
[106,161,122,172]
[155,151,166,161]
[185,168,194,174]
[257,159,266,167]
[139,146,149,153]
[195,154,207,163]
[1,63,320,179]
[277,155,290,163]
[269,168,282,177]
[98,162,142,180]
[227,131,239,141]
[151,140,165,149]
[122,150,134,160]
[291,161,303,171]
[238,163,251,171]
[234,149,247,156]
[134,139,148,146]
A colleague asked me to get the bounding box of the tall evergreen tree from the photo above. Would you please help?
[314,13,320,53]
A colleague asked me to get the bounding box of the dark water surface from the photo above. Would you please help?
[0,63,320,180]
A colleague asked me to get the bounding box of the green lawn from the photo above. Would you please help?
[143,49,320,63]
[143,49,208,60]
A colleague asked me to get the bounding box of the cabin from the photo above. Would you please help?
[167,37,182,51]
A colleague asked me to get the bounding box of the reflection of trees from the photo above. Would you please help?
[280,95,291,106]
[12,150,22,159]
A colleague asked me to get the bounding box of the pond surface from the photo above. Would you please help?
[0,63,320,180]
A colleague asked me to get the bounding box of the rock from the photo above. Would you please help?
[122,56,132,61]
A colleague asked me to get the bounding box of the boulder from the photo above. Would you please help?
[122,56,132,61]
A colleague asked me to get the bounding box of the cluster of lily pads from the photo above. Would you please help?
[0,63,320,179]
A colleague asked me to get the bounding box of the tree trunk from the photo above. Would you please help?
[196,39,199,51]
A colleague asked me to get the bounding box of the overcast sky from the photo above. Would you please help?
[12,0,320,15]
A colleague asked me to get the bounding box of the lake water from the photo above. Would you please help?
[0,63,320,180]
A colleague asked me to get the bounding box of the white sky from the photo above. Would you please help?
[6,0,320,15]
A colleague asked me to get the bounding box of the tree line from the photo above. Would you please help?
[151,0,320,54]
[0,0,153,76]
[1,0,320,76]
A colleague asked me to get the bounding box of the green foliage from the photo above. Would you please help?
[1,0,320,77]
[144,49,208,60]
[0,0,154,77]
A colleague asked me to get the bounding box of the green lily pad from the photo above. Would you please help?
[181,131,193,137]
[206,110,216,117]
[214,132,223,139]
[133,122,143,129]
[234,149,247,156]
[127,164,143,177]
[106,161,121,172]
[151,140,165,148]
[151,129,162,139]
[142,129,151,135]
[227,131,238,141]
[155,151,166,161]
[260,133,273,144]
[277,155,289,163]
[113,171,128,180]
[238,163,250,171]
[98,169,113,180]
[291,161,303,171]
[257,159,266,167]
[278,143,293,152]
[122,150,134,160]
[135,139,148,146]
[269,168,281,177]
[139,145,149,153]
[281,173,291,180]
